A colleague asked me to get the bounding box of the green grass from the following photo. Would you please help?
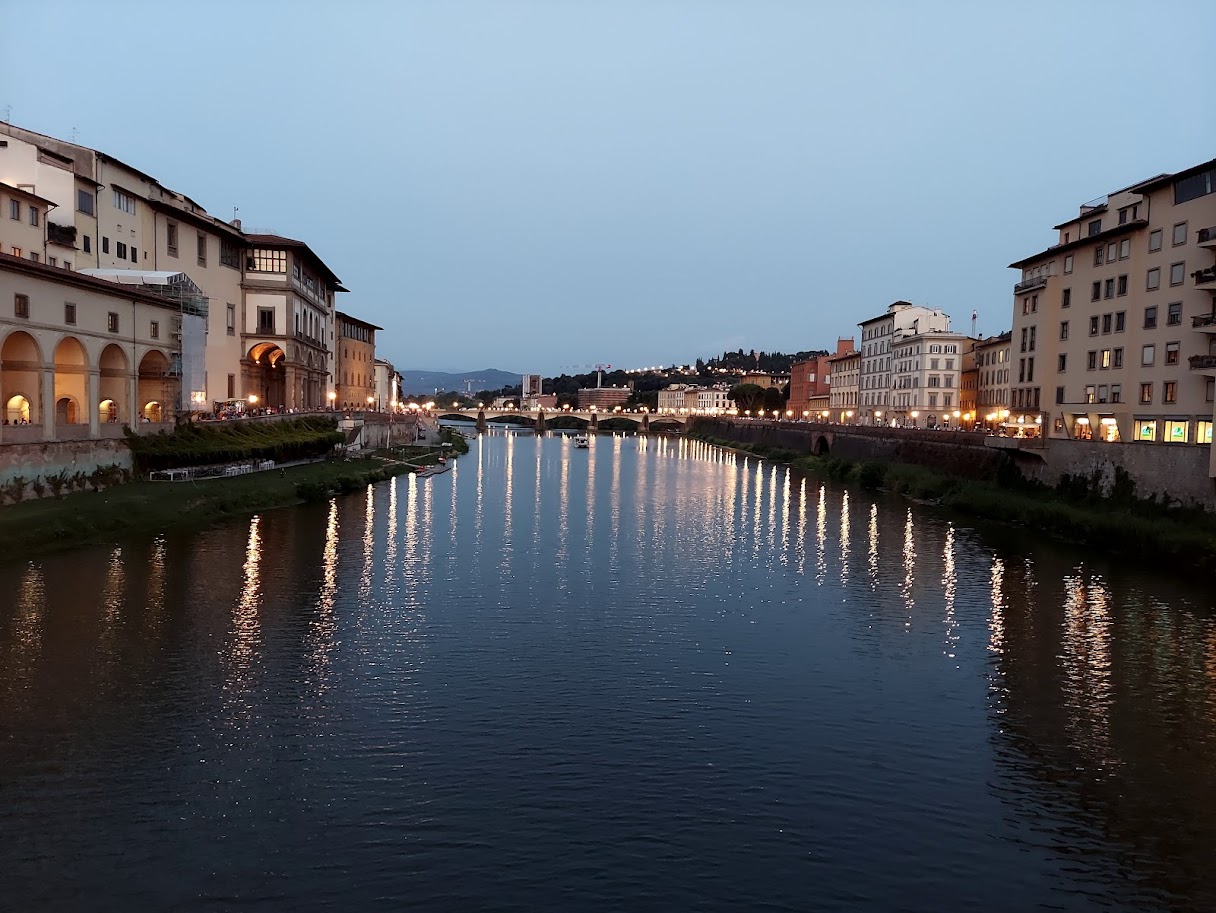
[0,457,415,559]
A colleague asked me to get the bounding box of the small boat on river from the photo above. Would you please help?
[573,434,590,449]
[416,459,453,477]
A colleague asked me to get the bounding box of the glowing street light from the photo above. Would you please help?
[248,394,258,405]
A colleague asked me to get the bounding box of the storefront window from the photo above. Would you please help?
[1073,416,1093,440]
[1198,420,1213,445]
[1134,419,1157,442]
[1098,417,1121,442]
[1164,419,1189,443]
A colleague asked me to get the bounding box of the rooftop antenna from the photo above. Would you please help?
[971,309,978,338]
[3,106,11,123]
[71,126,78,143]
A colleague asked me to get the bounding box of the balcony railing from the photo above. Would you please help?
[1194,265,1216,286]
[1188,354,1216,370]
[1014,274,1049,294]
[1198,226,1216,245]
[1193,313,1216,329]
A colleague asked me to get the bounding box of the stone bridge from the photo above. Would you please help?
[440,408,689,432]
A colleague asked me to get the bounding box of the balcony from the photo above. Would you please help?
[1013,274,1049,294]
[1188,354,1216,373]
[1193,313,1216,331]
[1198,227,1216,249]
[1194,265,1216,286]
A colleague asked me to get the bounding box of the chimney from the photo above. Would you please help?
[230,218,242,230]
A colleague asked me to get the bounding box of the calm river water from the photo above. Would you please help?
[2,432,1215,912]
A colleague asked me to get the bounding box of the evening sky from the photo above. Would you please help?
[2,0,1213,375]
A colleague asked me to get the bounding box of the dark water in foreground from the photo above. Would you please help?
[1,433,1215,912]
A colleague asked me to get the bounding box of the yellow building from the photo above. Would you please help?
[335,311,381,410]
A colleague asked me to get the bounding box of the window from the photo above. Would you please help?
[149,320,160,340]
[1139,384,1153,405]
[247,248,287,273]
[1119,208,1129,225]
[1107,242,1117,263]
[1173,222,1188,246]
[77,189,94,215]
[8,199,18,220]
[197,232,207,266]
[1022,297,1029,315]
[116,241,127,259]
[29,252,38,263]
[1031,295,1038,313]
[63,261,71,270]
[1101,350,1111,369]
[108,312,119,333]
[1198,420,1213,445]
[1117,275,1127,296]
[1098,384,1108,403]
[1112,384,1121,403]
[220,239,241,269]
[1088,219,1102,237]
[1028,328,1036,351]
[112,189,135,214]
[1135,418,1157,440]
[64,302,76,325]
[1058,353,1067,372]
[1020,328,1027,352]
[83,235,91,253]
[1094,246,1105,267]
[130,246,138,263]
[1147,268,1160,290]
[1170,262,1185,286]
[28,205,39,227]
[167,222,178,256]
[1060,320,1069,340]
[1163,381,1177,404]
[1113,348,1123,368]
[1102,313,1112,334]
[1165,341,1180,365]
[1209,379,1215,403]
[1175,168,1216,204]
[1064,254,1073,274]
[1119,238,1131,260]
[1062,288,1071,308]
[10,247,19,258]
[1167,302,1181,325]
[1056,386,1065,404]
[1104,278,1114,299]
[14,294,29,318]
[226,303,236,336]
[1089,315,1099,335]
[1149,229,1163,252]
[1087,351,1097,370]
[1085,385,1096,404]
[1141,344,1155,366]
[1144,306,1157,329]
[1091,281,1101,302]
[257,307,275,334]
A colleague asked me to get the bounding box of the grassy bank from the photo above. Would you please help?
[690,431,1216,572]
[0,457,414,559]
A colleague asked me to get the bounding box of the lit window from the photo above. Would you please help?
[1198,420,1213,444]
[1164,419,1188,442]
[1134,418,1157,441]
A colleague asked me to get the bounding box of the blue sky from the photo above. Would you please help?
[2,1,1212,375]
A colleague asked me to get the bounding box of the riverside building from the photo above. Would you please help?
[889,329,974,428]
[1008,157,1216,463]
[975,331,1013,426]
[335,311,381,410]
[857,302,951,423]
[827,348,860,421]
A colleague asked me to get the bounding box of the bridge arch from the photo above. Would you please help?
[813,435,830,457]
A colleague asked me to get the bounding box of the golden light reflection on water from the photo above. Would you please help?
[475,435,485,549]
[610,435,623,572]
[585,433,596,554]
[360,483,375,601]
[226,515,263,708]
[1061,570,1115,765]
[311,498,340,682]
[942,525,958,663]
[796,477,807,576]
[752,459,764,557]
[867,503,879,592]
[815,484,827,586]
[450,457,460,547]
[503,432,515,567]
[901,509,916,626]
[989,557,1006,657]
[780,469,791,568]
[147,536,166,618]
[386,475,401,596]
[839,491,851,588]
[767,464,779,552]
[97,547,126,659]
[557,439,570,568]
[5,563,46,692]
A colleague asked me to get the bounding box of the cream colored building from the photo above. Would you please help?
[858,301,951,422]
[335,311,380,410]
[827,349,859,420]
[889,330,973,427]
[0,182,59,264]
[975,331,1012,425]
[0,253,183,441]
[374,359,401,412]
[1008,157,1216,464]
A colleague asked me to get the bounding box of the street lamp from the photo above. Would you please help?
[327,391,336,411]
[248,394,258,406]
[367,395,375,411]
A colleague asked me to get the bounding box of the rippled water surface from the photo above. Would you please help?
[2,433,1215,912]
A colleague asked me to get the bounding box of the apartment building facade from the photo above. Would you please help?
[789,338,854,417]
[975,331,1013,424]
[889,329,973,427]
[1008,157,1216,463]
[335,310,380,409]
[857,302,951,423]
[827,349,859,420]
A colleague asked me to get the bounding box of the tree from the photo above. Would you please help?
[762,386,785,414]
[728,383,766,412]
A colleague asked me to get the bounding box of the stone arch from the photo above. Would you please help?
[99,343,129,425]
[813,435,830,457]
[1,330,43,425]
[138,349,172,424]
[53,335,89,425]
[246,343,286,408]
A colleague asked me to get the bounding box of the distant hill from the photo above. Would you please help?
[398,368,521,395]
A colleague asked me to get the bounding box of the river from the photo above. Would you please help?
[1,432,1214,912]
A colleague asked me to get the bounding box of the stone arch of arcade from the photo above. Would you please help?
[1,329,43,427]
[137,348,174,423]
[244,342,286,409]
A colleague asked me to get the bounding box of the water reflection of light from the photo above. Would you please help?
[752,459,764,557]
[5,563,46,690]
[228,516,263,705]
[780,469,791,567]
[1060,570,1115,765]
[475,435,485,549]
[867,503,879,592]
[585,432,596,554]
[815,484,826,586]
[767,464,779,552]
[147,536,167,615]
[942,525,958,662]
[557,442,570,568]
[988,557,1006,657]
[102,546,125,627]
[387,475,402,594]
[901,509,916,625]
[450,457,459,547]
[503,431,515,561]
[610,434,623,572]
[359,483,375,601]
[311,498,339,682]
[839,490,851,588]
[796,477,807,576]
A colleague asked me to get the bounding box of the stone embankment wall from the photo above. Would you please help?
[1026,438,1215,509]
[0,439,133,489]
[342,414,428,451]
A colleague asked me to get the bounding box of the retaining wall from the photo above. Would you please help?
[0,439,133,490]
